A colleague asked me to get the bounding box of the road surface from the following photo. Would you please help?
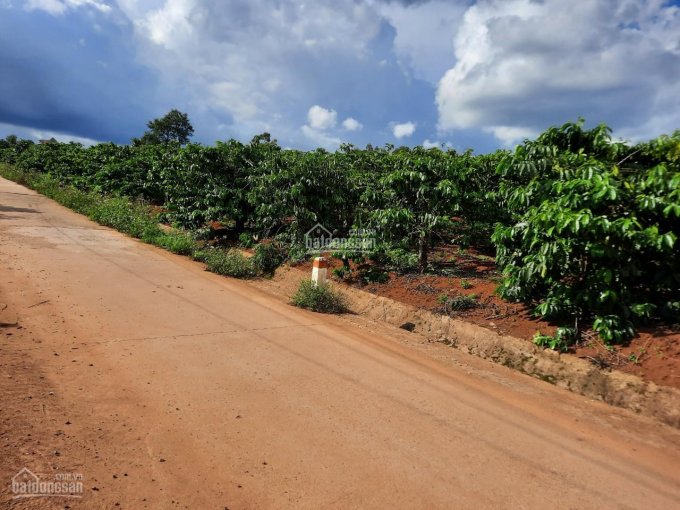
[1,176,679,509]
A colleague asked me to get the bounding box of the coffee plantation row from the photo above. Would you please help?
[1,121,678,347]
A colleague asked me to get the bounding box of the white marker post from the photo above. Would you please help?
[311,257,328,286]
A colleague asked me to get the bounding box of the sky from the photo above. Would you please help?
[0,0,679,152]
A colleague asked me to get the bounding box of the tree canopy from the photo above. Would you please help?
[134,109,194,145]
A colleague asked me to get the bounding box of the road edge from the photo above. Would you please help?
[261,266,680,428]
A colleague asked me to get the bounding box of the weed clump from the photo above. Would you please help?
[196,249,256,279]
[292,279,347,314]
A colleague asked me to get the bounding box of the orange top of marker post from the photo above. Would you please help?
[313,257,328,269]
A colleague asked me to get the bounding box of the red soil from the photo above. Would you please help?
[297,248,680,390]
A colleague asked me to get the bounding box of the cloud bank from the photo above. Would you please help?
[1,0,678,150]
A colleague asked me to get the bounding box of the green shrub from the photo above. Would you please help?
[252,241,286,275]
[239,232,254,248]
[0,163,33,184]
[153,231,196,255]
[88,198,160,240]
[494,121,680,343]
[332,266,350,280]
[533,327,577,352]
[460,279,473,289]
[291,279,347,313]
[287,243,309,264]
[198,249,256,278]
[358,266,389,284]
[385,248,419,272]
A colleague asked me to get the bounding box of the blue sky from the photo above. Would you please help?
[1,0,679,152]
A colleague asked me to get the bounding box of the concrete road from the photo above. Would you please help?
[1,176,679,509]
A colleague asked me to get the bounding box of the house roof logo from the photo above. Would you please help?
[12,467,38,486]
[11,467,40,498]
[305,223,332,239]
[10,467,83,499]
[305,223,334,253]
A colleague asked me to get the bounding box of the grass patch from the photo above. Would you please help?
[0,165,279,280]
[0,164,34,186]
[291,279,348,314]
[153,231,195,255]
[195,248,256,279]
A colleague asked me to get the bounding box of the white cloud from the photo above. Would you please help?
[483,126,536,147]
[301,124,342,150]
[342,117,363,131]
[378,0,466,83]
[12,0,678,150]
[30,129,100,146]
[307,105,337,130]
[422,139,440,149]
[436,0,680,143]
[392,121,416,139]
[113,0,384,143]
[210,82,263,123]
[0,122,100,146]
[25,0,64,14]
[25,0,110,15]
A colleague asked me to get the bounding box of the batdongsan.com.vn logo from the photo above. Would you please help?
[11,467,83,500]
[304,223,376,254]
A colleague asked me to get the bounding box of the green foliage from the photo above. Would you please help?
[153,231,196,255]
[158,141,246,229]
[2,119,678,344]
[239,232,255,248]
[247,145,358,241]
[90,143,167,201]
[362,147,464,270]
[358,266,389,284]
[494,121,680,343]
[134,109,194,145]
[197,249,256,279]
[291,280,347,313]
[0,163,32,184]
[533,327,577,352]
[332,266,350,280]
[460,279,473,289]
[385,247,419,272]
[89,197,161,240]
[252,242,286,275]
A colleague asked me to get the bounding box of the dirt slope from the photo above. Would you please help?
[1,176,680,509]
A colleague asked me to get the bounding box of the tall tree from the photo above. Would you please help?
[134,109,194,145]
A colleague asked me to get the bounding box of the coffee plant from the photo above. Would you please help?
[493,121,679,343]
[1,117,677,344]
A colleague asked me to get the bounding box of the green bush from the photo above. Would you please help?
[494,121,680,343]
[88,198,161,240]
[198,249,256,278]
[385,248,419,272]
[239,232,255,248]
[0,163,33,184]
[252,241,286,275]
[533,327,577,352]
[153,231,196,255]
[3,119,679,345]
[291,279,347,313]
[358,266,389,284]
